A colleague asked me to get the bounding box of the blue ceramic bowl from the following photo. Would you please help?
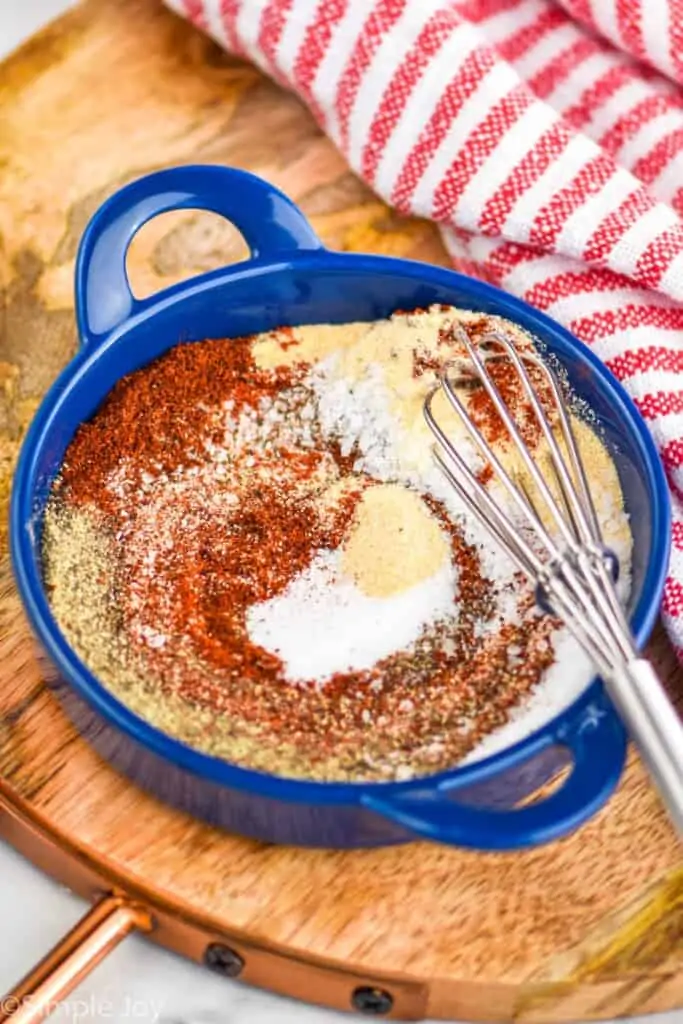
[10,165,671,851]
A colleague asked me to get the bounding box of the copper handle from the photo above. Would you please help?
[0,895,152,1023]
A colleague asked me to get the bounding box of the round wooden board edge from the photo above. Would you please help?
[0,775,679,1023]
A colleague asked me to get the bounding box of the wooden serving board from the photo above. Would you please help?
[1,1,683,1020]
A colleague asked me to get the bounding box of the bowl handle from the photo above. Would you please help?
[75,164,323,349]
[361,698,627,850]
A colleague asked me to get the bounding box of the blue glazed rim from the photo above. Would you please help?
[9,165,672,848]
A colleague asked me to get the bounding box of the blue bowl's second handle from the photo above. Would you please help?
[75,164,323,348]
[362,697,627,850]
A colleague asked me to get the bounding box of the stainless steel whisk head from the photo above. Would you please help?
[424,328,634,679]
[424,325,683,836]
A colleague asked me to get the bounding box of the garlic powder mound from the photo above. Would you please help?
[341,484,450,598]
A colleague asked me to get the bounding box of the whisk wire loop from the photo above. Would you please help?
[423,326,683,837]
[487,331,603,547]
[425,387,629,676]
[454,332,580,551]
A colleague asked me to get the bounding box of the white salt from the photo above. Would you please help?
[246,549,458,685]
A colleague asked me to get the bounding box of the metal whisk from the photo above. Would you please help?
[424,325,683,837]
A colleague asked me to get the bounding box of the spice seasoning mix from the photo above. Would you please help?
[42,306,632,781]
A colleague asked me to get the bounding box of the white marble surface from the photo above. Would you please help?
[1,3,681,1023]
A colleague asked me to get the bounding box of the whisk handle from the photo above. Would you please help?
[607,658,683,837]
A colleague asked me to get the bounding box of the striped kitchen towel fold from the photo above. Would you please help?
[166,0,683,654]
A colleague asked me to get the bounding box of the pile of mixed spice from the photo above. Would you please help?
[42,306,632,781]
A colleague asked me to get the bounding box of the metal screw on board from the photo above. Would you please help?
[351,986,394,1015]
[203,942,244,977]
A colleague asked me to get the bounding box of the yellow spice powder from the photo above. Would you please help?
[341,483,449,597]
[251,321,370,369]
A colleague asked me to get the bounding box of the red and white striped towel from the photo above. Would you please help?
[166,0,683,656]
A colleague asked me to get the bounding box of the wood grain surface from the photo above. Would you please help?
[1,1,682,1020]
